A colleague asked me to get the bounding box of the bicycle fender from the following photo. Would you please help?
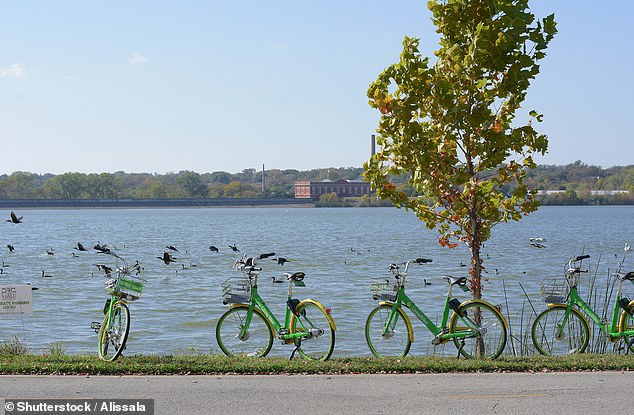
[618,300,634,333]
[378,302,414,343]
[456,299,509,330]
[227,303,250,308]
[291,299,337,331]
[545,302,568,307]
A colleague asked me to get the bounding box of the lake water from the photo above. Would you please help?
[0,206,632,357]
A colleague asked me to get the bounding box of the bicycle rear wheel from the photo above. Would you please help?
[98,301,130,362]
[531,305,590,356]
[289,300,336,361]
[216,305,274,358]
[449,300,507,359]
[365,304,412,358]
[618,304,634,353]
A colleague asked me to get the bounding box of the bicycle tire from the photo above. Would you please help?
[216,305,274,358]
[98,301,130,362]
[365,304,412,358]
[449,300,507,359]
[531,305,590,356]
[289,300,336,361]
[618,302,634,353]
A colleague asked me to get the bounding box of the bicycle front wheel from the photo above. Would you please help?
[216,306,274,358]
[365,304,412,358]
[289,300,336,361]
[531,305,590,356]
[98,301,130,362]
[449,300,507,359]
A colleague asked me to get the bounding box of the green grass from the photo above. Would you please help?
[0,336,30,356]
[0,354,632,375]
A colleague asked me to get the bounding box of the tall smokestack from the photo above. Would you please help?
[261,164,265,193]
[371,134,376,157]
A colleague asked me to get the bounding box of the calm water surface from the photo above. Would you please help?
[0,206,632,357]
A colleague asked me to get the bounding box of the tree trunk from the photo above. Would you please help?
[468,195,485,357]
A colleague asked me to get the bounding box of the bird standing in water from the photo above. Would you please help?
[158,251,177,265]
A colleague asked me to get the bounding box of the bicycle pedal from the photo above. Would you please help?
[90,322,101,331]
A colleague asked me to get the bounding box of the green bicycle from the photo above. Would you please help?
[216,253,336,360]
[365,258,508,359]
[532,254,634,356]
[90,253,145,362]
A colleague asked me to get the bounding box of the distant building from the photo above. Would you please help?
[294,179,371,200]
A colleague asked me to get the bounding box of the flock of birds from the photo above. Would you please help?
[3,208,633,306]
[2,211,296,282]
[10,209,629,288]
[1,210,558,279]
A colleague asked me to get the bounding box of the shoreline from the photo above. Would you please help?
[0,198,315,209]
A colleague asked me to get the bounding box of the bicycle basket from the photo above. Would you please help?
[221,276,251,305]
[540,278,568,304]
[370,278,398,302]
[105,272,146,301]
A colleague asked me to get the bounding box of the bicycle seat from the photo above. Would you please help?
[443,275,467,286]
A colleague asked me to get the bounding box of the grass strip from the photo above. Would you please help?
[0,354,632,375]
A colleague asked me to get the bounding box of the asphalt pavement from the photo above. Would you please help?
[2,371,633,415]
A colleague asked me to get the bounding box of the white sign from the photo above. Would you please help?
[0,285,33,315]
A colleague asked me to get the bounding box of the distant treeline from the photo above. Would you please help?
[528,161,633,205]
[0,167,364,200]
[0,161,632,205]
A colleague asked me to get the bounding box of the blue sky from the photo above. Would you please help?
[1,1,632,175]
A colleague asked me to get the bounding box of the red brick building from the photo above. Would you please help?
[294,179,371,200]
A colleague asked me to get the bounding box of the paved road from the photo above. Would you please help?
[2,372,633,415]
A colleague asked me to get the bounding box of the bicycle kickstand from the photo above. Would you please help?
[456,339,465,359]
[289,339,302,360]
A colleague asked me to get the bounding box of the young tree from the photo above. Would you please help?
[365,0,556,299]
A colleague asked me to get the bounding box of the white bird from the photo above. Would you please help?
[625,243,632,252]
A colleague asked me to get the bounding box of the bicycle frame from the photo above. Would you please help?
[381,282,487,343]
[242,285,304,343]
[237,275,335,344]
[557,282,634,340]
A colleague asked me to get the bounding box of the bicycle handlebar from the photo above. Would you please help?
[99,251,142,275]
[390,257,433,276]
[234,252,276,274]
[566,255,590,276]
